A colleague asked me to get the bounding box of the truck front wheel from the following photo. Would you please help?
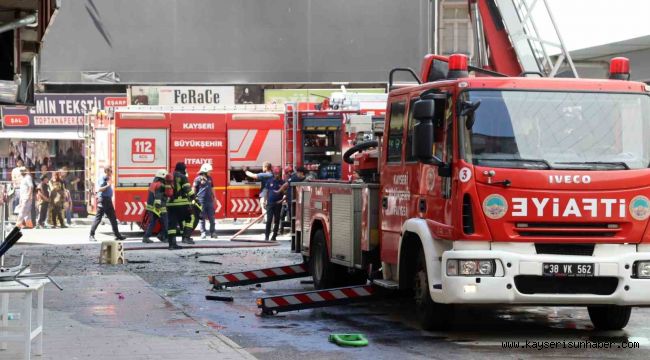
[310,229,338,289]
[414,250,453,330]
[587,305,632,330]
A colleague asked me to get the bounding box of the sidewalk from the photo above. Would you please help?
[1,274,256,360]
[12,220,276,246]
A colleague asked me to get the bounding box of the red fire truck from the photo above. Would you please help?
[212,55,650,331]
[208,1,650,331]
[111,105,285,222]
[88,96,386,224]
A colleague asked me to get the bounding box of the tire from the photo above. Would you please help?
[414,250,453,330]
[310,229,339,289]
[588,305,632,330]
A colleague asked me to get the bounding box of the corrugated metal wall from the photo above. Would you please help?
[39,0,432,84]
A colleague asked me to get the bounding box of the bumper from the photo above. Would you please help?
[436,247,650,306]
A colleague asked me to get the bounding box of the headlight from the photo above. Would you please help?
[446,259,495,276]
[637,261,650,278]
[460,260,478,275]
[479,261,494,275]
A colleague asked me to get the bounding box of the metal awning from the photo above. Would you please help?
[0,130,83,140]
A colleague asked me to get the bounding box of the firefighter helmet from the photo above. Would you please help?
[199,163,213,174]
[155,169,168,179]
[174,162,187,173]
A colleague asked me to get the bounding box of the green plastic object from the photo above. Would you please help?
[329,333,369,347]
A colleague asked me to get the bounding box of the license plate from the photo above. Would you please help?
[543,263,594,277]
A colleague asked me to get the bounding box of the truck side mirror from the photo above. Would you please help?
[413,99,444,166]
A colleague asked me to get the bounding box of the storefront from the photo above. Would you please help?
[1,93,127,217]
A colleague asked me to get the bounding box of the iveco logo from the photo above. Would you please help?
[548,175,591,184]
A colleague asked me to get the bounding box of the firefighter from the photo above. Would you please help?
[142,169,169,244]
[278,166,306,233]
[167,162,195,249]
[264,167,285,241]
[157,172,174,242]
[244,162,274,219]
[194,163,216,239]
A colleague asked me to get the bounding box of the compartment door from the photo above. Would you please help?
[116,128,168,186]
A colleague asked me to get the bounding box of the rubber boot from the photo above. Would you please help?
[168,236,182,250]
[182,227,195,244]
[157,233,168,243]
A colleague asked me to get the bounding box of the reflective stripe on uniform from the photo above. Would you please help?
[184,213,195,229]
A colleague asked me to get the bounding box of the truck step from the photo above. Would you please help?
[209,263,309,289]
[372,279,399,290]
[257,284,377,315]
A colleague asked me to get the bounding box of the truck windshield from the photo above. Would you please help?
[461,90,650,170]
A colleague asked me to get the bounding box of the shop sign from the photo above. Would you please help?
[264,88,385,105]
[3,114,29,127]
[129,86,235,106]
[1,93,127,129]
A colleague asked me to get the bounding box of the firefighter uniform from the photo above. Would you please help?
[194,163,216,239]
[167,162,195,249]
[142,170,169,243]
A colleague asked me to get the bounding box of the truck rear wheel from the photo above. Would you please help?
[587,305,632,330]
[310,229,338,289]
[414,250,452,330]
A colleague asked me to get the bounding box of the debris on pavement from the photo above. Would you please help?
[329,333,369,347]
[199,260,223,265]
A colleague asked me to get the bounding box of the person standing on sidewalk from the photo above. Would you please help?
[61,166,79,226]
[89,167,125,242]
[15,167,34,228]
[264,167,285,241]
[11,158,24,214]
[193,163,216,239]
[36,174,50,229]
[49,173,67,228]
[244,162,273,220]
[167,162,195,249]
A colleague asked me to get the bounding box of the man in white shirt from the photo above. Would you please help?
[11,158,24,213]
[16,167,33,228]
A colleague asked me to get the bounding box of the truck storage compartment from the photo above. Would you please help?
[299,183,379,269]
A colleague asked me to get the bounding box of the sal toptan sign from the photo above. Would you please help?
[1,94,127,129]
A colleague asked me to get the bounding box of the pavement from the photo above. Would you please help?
[2,275,254,360]
[0,220,268,360]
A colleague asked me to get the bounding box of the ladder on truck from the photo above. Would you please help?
[83,111,98,215]
[282,103,299,245]
[284,102,298,171]
[474,0,578,77]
